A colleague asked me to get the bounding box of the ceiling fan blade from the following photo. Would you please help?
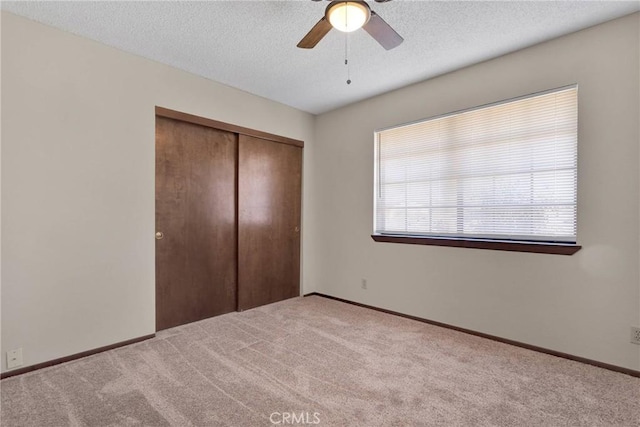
[363,11,403,50]
[297,17,333,49]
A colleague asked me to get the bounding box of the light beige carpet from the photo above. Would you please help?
[1,295,639,426]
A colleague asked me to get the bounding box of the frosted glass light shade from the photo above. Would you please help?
[327,2,370,33]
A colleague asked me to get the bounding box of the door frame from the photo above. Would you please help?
[155,107,304,148]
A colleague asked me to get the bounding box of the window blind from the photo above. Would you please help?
[374,86,578,243]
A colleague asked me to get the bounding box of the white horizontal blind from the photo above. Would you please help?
[375,86,578,242]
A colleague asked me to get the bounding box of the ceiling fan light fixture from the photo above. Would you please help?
[326,1,371,33]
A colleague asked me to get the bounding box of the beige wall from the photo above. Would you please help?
[2,10,639,375]
[312,13,640,370]
[0,12,316,373]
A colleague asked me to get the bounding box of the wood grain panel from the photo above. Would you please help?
[156,116,237,331]
[238,135,302,311]
[371,234,581,255]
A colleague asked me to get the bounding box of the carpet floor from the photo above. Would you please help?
[1,295,639,426]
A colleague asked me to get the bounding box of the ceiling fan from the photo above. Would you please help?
[297,0,403,50]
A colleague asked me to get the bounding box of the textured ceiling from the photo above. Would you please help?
[3,1,639,114]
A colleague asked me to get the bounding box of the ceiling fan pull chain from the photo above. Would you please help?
[345,31,352,85]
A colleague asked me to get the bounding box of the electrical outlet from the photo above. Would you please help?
[361,279,367,290]
[631,327,640,345]
[7,348,23,369]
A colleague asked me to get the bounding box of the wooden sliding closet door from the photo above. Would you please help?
[155,116,237,331]
[238,135,302,311]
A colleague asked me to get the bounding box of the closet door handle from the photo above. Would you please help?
[155,231,164,240]
[294,226,300,233]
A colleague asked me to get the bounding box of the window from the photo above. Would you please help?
[373,86,580,254]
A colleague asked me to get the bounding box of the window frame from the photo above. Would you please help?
[371,86,582,255]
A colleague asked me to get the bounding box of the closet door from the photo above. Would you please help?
[155,117,237,331]
[238,135,302,311]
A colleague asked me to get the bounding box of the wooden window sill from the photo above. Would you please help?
[371,234,581,255]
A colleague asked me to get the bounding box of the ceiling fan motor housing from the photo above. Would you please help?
[325,1,372,33]
[298,0,403,50]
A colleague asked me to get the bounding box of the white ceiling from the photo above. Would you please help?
[3,1,639,114]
